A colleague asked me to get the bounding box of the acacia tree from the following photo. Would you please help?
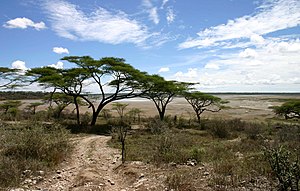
[27,56,151,126]
[112,102,128,120]
[0,67,23,89]
[0,100,22,114]
[44,93,76,119]
[184,92,224,124]
[27,67,89,125]
[26,102,44,115]
[141,75,193,121]
[272,100,300,119]
[61,56,151,126]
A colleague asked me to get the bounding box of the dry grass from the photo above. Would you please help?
[0,122,72,188]
[109,116,299,190]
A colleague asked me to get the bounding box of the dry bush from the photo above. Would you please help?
[165,169,196,191]
[0,122,72,188]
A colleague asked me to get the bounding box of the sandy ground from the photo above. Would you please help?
[13,94,300,122]
[17,135,169,191]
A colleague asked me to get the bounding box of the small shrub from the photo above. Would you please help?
[245,123,262,140]
[190,147,205,163]
[165,170,195,191]
[111,120,130,163]
[264,145,300,191]
[80,112,91,126]
[210,124,230,139]
[146,117,169,134]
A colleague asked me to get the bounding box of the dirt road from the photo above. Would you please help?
[36,135,130,191]
[23,134,167,191]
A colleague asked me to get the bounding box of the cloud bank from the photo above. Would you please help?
[43,0,152,45]
[179,0,300,49]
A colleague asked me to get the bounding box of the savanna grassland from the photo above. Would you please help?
[0,92,299,190]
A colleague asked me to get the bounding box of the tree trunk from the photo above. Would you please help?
[158,105,166,121]
[73,97,80,125]
[90,104,105,126]
[196,114,201,124]
[121,141,125,164]
[91,112,98,126]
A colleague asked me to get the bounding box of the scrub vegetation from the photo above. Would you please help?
[0,57,299,190]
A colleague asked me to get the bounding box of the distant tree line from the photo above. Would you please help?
[0,91,50,100]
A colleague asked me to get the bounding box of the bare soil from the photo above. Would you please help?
[14,94,300,122]
[31,135,167,191]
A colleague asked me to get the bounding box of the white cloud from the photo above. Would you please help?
[171,37,300,92]
[161,0,169,9]
[48,61,64,69]
[250,34,265,45]
[276,41,300,52]
[3,17,46,30]
[204,63,220,70]
[158,67,170,72]
[43,0,152,45]
[149,7,159,24]
[143,0,160,24]
[11,60,28,71]
[53,47,69,54]
[166,8,175,24]
[174,68,199,83]
[239,48,258,58]
[179,0,300,49]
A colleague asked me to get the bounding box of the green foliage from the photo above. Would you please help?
[27,56,153,126]
[184,91,224,124]
[142,75,193,120]
[0,100,22,119]
[0,100,22,111]
[273,100,300,120]
[44,93,75,119]
[0,67,24,89]
[25,102,44,114]
[264,146,300,191]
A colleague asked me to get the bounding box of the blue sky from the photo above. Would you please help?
[1,0,300,92]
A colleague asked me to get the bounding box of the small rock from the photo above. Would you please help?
[235,152,244,159]
[197,166,204,171]
[139,173,145,179]
[36,170,45,176]
[56,170,62,174]
[22,170,32,176]
[108,179,115,185]
[187,159,197,166]
[203,171,210,176]
[23,178,32,185]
